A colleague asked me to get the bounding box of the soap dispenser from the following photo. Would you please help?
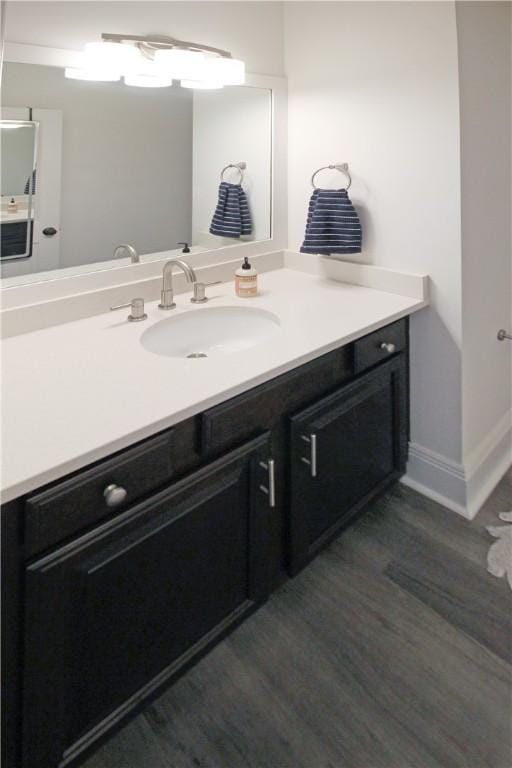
[8,198,18,213]
[235,256,258,298]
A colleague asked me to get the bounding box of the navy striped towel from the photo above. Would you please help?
[24,169,37,195]
[300,188,362,255]
[210,181,252,238]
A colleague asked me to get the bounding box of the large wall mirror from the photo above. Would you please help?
[1,61,272,285]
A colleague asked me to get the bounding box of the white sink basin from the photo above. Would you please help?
[140,306,280,358]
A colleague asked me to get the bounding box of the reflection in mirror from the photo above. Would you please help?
[0,62,272,285]
[0,120,37,261]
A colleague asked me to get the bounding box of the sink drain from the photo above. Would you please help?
[186,352,208,359]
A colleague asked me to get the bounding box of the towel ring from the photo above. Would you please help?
[311,162,351,190]
[220,162,247,184]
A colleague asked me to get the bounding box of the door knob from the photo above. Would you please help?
[103,483,128,507]
[380,342,396,354]
[497,329,512,341]
[42,227,57,236]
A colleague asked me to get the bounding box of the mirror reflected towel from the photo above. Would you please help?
[300,188,362,255]
[210,181,252,239]
[24,169,37,195]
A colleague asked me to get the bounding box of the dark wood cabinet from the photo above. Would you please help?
[24,428,177,558]
[21,435,272,768]
[289,355,407,574]
[2,318,410,768]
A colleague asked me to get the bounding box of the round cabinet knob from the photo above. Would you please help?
[380,342,396,354]
[42,227,57,236]
[103,483,127,507]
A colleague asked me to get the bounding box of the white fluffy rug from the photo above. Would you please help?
[487,511,512,590]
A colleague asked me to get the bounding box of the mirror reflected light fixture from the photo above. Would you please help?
[65,33,245,88]
[180,80,223,90]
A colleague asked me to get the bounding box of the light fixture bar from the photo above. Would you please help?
[100,32,233,59]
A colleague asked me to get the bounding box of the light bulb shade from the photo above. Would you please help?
[208,56,245,85]
[180,79,224,90]
[64,67,121,82]
[129,56,161,76]
[124,74,174,88]
[84,41,141,72]
[155,49,206,80]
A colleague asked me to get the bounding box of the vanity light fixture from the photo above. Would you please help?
[84,41,141,71]
[154,48,206,80]
[64,67,121,82]
[124,74,174,88]
[208,56,245,85]
[65,33,245,89]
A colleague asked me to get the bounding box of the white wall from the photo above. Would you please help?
[285,0,511,517]
[3,62,193,268]
[457,1,512,506]
[3,1,285,77]
[192,86,272,245]
[284,2,464,474]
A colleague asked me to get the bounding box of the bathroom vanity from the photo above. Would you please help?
[1,264,426,768]
[0,21,434,767]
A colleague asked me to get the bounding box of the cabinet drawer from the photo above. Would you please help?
[353,319,407,373]
[25,429,175,557]
[201,348,352,456]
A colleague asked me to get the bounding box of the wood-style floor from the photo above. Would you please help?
[84,471,512,768]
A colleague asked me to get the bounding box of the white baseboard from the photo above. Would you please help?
[403,412,512,519]
[466,413,512,518]
[402,443,470,518]
[400,474,469,518]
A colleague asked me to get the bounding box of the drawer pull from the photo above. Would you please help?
[259,459,276,508]
[300,433,318,478]
[380,342,396,354]
[103,484,128,507]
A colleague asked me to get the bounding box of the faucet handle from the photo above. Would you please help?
[110,297,147,322]
[191,281,222,304]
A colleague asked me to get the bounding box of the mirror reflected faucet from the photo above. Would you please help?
[113,243,139,264]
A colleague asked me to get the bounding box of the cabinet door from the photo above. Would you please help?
[22,435,273,768]
[289,356,407,575]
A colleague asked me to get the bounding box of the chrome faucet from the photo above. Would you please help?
[159,258,197,310]
[113,243,139,263]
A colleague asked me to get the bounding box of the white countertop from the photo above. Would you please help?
[1,267,427,503]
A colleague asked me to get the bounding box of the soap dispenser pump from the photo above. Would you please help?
[235,256,258,297]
